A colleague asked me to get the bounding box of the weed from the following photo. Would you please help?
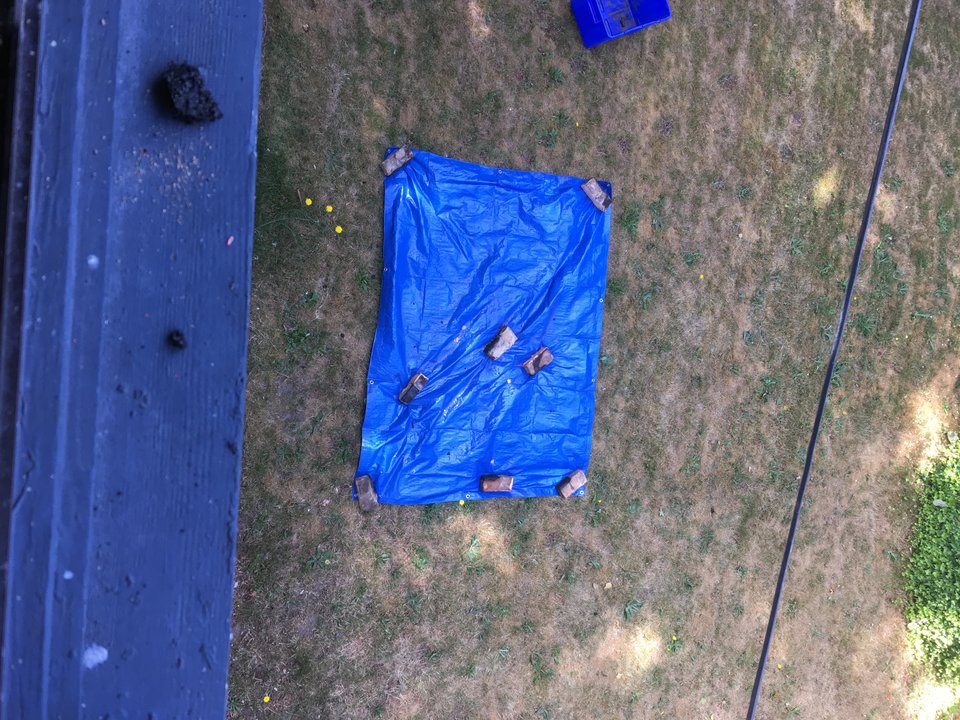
[941,159,956,177]
[639,287,657,310]
[884,174,904,191]
[284,325,328,357]
[542,126,559,148]
[683,250,702,267]
[681,454,701,475]
[651,338,672,355]
[736,185,752,200]
[785,599,800,618]
[275,443,303,466]
[758,376,778,402]
[304,412,324,435]
[606,277,627,296]
[302,547,334,571]
[334,438,352,465]
[412,547,430,570]
[718,73,736,89]
[667,635,684,653]
[464,534,481,563]
[830,362,846,388]
[552,111,571,128]
[698,528,715,553]
[790,238,804,256]
[649,194,667,232]
[936,207,954,234]
[547,66,564,84]
[623,598,645,621]
[530,652,555,683]
[618,200,644,237]
[852,313,878,337]
[356,269,373,292]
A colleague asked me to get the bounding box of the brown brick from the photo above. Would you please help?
[480,474,514,493]
[355,474,379,512]
[522,346,554,376]
[484,325,518,360]
[581,178,612,212]
[557,469,587,498]
[398,372,428,404]
[380,144,414,176]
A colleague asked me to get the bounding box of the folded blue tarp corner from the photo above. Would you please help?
[356,149,612,504]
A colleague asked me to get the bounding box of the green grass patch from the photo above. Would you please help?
[904,437,960,687]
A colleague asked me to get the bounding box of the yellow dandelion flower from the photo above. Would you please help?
[324,559,331,565]
[335,226,343,234]
[263,695,271,703]
[305,198,313,206]
[576,121,580,128]
[699,274,704,280]
[777,663,782,670]
[326,205,333,213]
[459,499,465,506]
[672,635,677,641]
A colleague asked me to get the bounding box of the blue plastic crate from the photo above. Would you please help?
[571,0,671,48]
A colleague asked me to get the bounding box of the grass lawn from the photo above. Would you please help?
[229,1,960,717]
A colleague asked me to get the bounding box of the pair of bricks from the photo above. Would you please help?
[480,468,586,497]
[485,325,553,376]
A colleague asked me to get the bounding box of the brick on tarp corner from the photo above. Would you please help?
[398,372,428,404]
[381,144,414,176]
[355,475,379,512]
[480,474,514,493]
[581,178,612,212]
[484,325,518,360]
[557,469,587,498]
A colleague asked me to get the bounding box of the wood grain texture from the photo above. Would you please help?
[1,0,262,717]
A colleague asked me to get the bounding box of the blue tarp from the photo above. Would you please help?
[356,149,612,504]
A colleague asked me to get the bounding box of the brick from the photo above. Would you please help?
[557,469,587,498]
[522,346,554,376]
[484,325,518,360]
[380,144,414,176]
[355,474,379,512]
[398,372,428,404]
[480,474,514,493]
[581,178,612,212]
